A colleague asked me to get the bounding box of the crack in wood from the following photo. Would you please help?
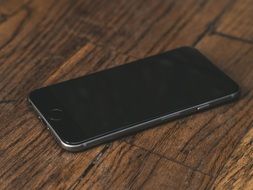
[192,0,237,47]
[214,31,253,45]
[124,140,213,177]
[0,99,16,104]
[0,13,7,23]
[69,144,111,190]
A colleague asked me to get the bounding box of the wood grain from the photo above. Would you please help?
[0,0,30,16]
[0,0,253,189]
[71,142,212,190]
[44,43,134,86]
[60,0,233,57]
[0,97,108,190]
[212,127,253,189]
[215,0,253,43]
[0,0,92,101]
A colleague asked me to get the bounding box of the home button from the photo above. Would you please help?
[49,108,63,121]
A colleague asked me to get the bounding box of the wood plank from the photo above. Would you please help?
[215,0,253,42]
[212,127,253,189]
[71,142,212,190]
[62,0,232,57]
[0,0,93,101]
[0,0,30,16]
[1,0,252,188]
[125,34,253,177]
[43,43,134,86]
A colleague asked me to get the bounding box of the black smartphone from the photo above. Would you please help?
[28,47,240,152]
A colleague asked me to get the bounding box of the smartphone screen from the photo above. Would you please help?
[29,47,239,148]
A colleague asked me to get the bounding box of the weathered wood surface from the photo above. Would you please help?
[213,127,253,189]
[0,0,252,189]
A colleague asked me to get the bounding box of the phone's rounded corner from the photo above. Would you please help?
[46,127,87,152]
[28,89,39,103]
[231,88,241,100]
[230,82,241,98]
[57,138,87,152]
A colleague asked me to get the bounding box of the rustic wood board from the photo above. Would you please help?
[0,0,253,189]
[0,0,92,101]
[58,0,233,57]
[0,88,105,190]
[215,0,253,42]
[71,142,212,190]
[211,127,253,189]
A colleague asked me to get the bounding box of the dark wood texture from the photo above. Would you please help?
[212,127,253,189]
[0,0,252,189]
[216,0,253,43]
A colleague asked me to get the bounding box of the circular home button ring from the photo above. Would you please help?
[49,108,63,121]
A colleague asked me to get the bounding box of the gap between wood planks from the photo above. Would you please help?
[213,32,253,45]
[192,1,253,47]
[192,0,237,47]
[69,139,214,190]
[0,99,17,104]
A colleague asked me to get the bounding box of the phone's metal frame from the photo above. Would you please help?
[28,91,239,152]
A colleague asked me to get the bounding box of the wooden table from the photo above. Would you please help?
[0,0,252,189]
